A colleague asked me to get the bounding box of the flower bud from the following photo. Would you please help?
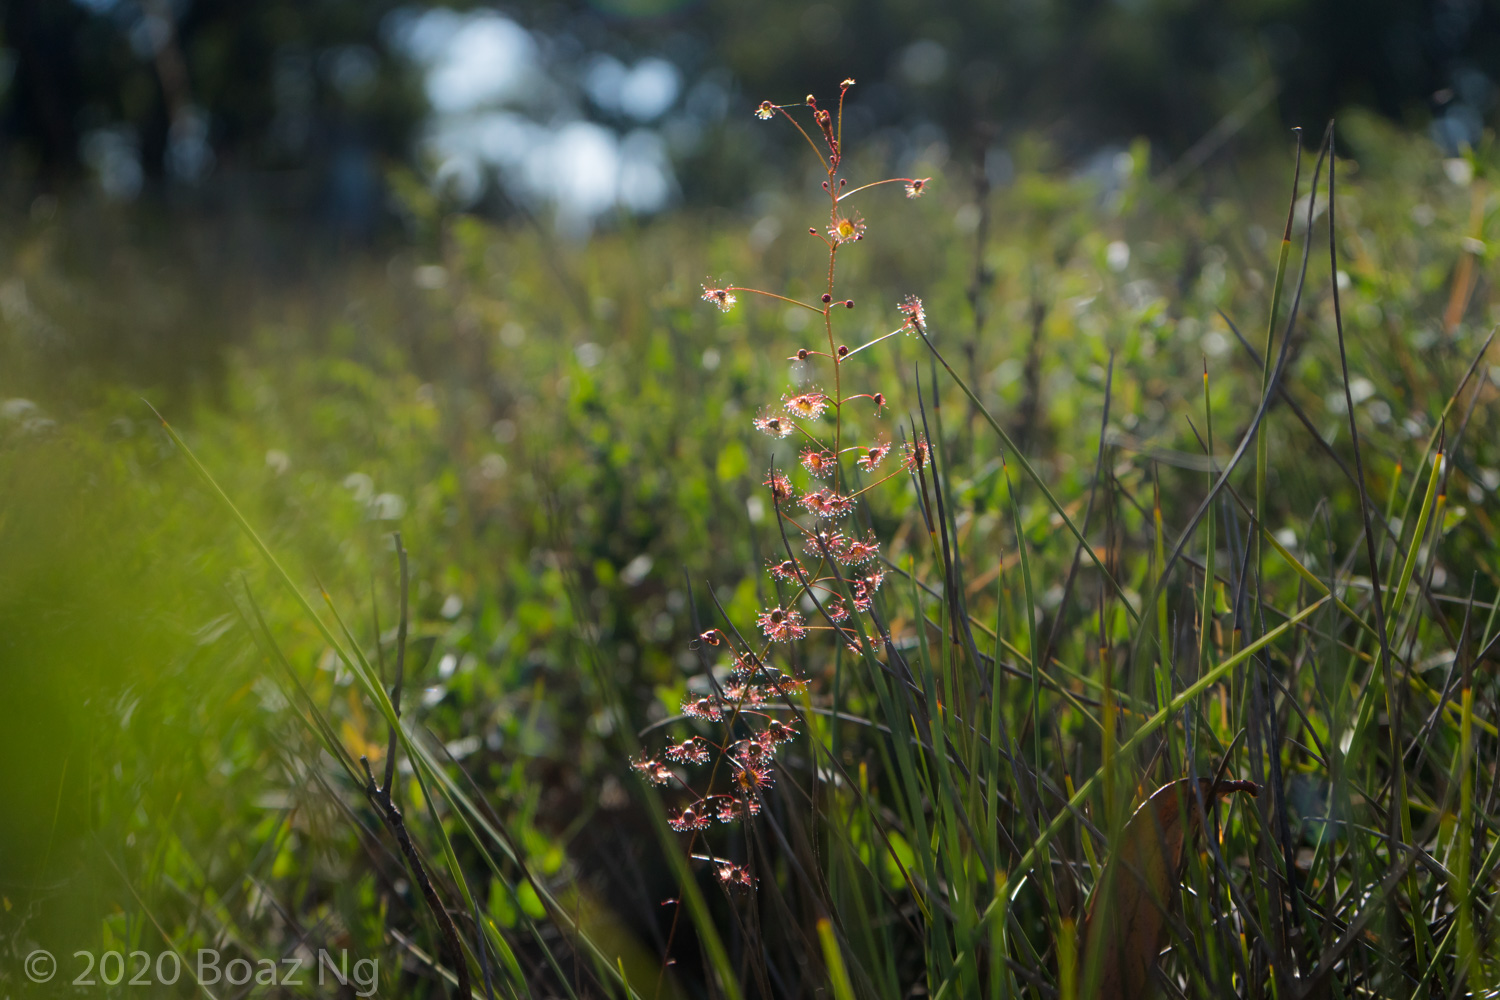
[844,299,854,309]
[821,293,832,304]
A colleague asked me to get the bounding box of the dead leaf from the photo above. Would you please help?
[1080,777,1257,999]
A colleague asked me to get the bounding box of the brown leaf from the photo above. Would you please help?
[1080,777,1257,1000]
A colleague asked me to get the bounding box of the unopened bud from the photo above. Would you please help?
[844,299,854,309]
[821,293,832,304]
[796,348,810,360]
[837,345,849,357]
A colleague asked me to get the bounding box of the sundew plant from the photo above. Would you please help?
[637,79,931,908]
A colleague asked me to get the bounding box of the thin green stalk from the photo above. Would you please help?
[818,918,857,1000]
[1200,364,1219,711]
[1456,654,1475,992]
[1253,130,1300,677]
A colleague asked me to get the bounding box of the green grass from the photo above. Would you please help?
[2,108,1499,998]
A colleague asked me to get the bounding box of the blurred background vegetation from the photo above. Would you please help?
[2,1,1499,997]
[2,0,1496,388]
